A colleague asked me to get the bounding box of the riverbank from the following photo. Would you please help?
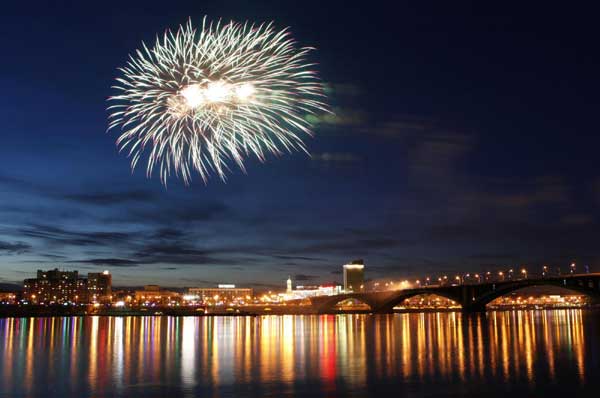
[0,304,596,318]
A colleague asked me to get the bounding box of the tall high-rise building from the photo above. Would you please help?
[24,268,83,304]
[23,268,114,304]
[343,260,365,292]
[286,276,292,294]
[88,271,112,303]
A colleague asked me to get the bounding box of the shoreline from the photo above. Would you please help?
[0,304,595,318]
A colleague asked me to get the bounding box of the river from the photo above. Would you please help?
[0,310,598,397]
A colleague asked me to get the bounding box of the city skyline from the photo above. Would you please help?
[2,2,600,289]
[6,263,596,314]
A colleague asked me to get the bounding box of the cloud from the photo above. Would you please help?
[308,107,368,127]
[122,200,230,224]
[408,132,472,179]
[0,173,37,191]
[272,255,325,262]
[293,273,319,281]
[133,243,234,266]
[150,228,186,240]
[68,258,141,267]
[299,236,412,255]
[16,224,136,247]
[481,176,569,208]
[39,253,68,260]
[323,82,361,97]
[64,190,156,205]
[0,174,24,186]
[356,117,431,138]
[0,240,31,254]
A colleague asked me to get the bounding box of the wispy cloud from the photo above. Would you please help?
[16,224,136,248]
[67,258,141,267]
[63,190,157,205]
[293,273,319,281]
[0,240,31,254]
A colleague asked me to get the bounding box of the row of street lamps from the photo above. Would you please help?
[398,262,584,289]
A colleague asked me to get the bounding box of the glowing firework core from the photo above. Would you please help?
[180,84,205,108]
[108,18,327,184]
[179,81,254,111]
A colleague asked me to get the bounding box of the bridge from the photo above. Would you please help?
[308,273,600,313]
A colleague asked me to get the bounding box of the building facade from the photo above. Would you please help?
[88,271,112,303]
[24,269,85,304]
[23,268,113,304]
[134,285,181,306]
[343,260,365,292]
[283,284,342,300]
[187,285,253,305]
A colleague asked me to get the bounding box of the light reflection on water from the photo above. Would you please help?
[0,310,598,397]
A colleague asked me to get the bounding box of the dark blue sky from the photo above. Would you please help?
[1,1,599,289]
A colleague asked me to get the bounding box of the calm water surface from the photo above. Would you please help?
[1,310,599,397]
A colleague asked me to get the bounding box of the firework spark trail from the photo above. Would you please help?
[108,18,328,185]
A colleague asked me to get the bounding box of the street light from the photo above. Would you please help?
[542,265,548,278]
[570,263,576,275]
[521,268,527,279]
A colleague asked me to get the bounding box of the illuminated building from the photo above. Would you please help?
[0,292,17,304]
[134,285,181,306]
[187,285,253,304]
[343,259,365,292]
[279,276,342,301]
[22,268,117,304]
[87,271,112,303]
[284,284,342,300]
[23,268,84,304]
[75,278,88,303]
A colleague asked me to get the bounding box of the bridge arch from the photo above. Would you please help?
[332,298,372,310]
[387,292,463,310]
[471,279,600,311]
[376,289,463,313]
[309,293,377,313]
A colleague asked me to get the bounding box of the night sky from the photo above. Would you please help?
[1,1,599,290]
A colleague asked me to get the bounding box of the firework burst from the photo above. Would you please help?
[108,18,328,185]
